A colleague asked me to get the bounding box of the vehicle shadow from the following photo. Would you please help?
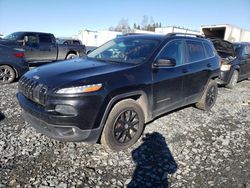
[128,132,178,188]
[0,111,5,121]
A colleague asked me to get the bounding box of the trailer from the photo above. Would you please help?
[155,26,199,35]
[201,24,250,42]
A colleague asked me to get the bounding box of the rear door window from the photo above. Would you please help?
[186,40,206,63]
[39,34,52,43]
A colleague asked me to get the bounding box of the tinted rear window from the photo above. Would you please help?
[204,42,215,57]
[39,34,52,43]
[186,40,206,62]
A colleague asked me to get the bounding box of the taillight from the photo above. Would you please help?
[14,52,25,58]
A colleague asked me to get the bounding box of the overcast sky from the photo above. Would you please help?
[0,0,250,37]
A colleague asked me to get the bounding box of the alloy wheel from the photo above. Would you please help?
[113,110,139,144]
[0,66,15,84]
[206,86,216,107]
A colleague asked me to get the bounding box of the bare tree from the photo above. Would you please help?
[115,18,130,32]
[141,15,149,30]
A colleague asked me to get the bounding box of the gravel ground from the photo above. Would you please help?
[0,81,250,188]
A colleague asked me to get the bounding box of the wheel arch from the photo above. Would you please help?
[96,90,151,143]
[65,50,78,59]
[101,91,151,126]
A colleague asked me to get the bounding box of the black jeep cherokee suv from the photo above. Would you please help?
[17,33,220,151]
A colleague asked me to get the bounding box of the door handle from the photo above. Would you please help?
[207,63,211,67]
[182,69,188,73]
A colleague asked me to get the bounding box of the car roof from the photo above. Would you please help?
[119,33,210,42]
[13,31,54,35]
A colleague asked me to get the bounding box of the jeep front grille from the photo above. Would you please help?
[18,76,48,106]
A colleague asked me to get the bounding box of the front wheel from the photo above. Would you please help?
[101,99,145,151]
[226,70,238,89]
[0,65,16,84]
[195,80,218,111]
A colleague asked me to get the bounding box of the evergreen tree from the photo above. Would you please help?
[133,23,137,29]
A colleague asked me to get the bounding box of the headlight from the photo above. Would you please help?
[220,64,231,71]
[56,83,102,94]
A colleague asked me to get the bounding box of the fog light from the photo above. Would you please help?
[55,105,77,115]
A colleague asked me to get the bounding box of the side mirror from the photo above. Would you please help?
[86,50,92,55]
[154,59,176,68]
[17,36,28,46]
[24,36,28,43]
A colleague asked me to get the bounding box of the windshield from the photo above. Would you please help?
[3,32,24,41]
[88,37,160,64]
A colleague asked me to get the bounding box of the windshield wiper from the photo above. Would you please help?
[95,58,123,64]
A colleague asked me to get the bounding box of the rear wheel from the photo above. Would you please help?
[66,53,78,59]
[226,70,238,89]
[0,65,16,84]
[196,80,218,111]
[101,99,145,151]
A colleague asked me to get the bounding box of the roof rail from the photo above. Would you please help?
[166,32,205,38]
[123,33,149,36]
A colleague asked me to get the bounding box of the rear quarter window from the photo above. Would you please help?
[203,42,215,58]
[186,40,206,63]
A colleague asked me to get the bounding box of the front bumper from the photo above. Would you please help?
[22,110,101,142]
[17,92,104,143]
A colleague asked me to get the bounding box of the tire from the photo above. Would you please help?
[195,80,218,111]
[0,65,16,84]
[66,53,78,59]
[101,99,145,151]
[226,70,238,89]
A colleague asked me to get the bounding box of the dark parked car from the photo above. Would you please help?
[0,32,86,64]
[210,38,239,88]
[0,44,28,84]
[211,38,250,88]
[17,33,220,151]
[233,42,250,79]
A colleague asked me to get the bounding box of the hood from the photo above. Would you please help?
[24,57,134,88]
